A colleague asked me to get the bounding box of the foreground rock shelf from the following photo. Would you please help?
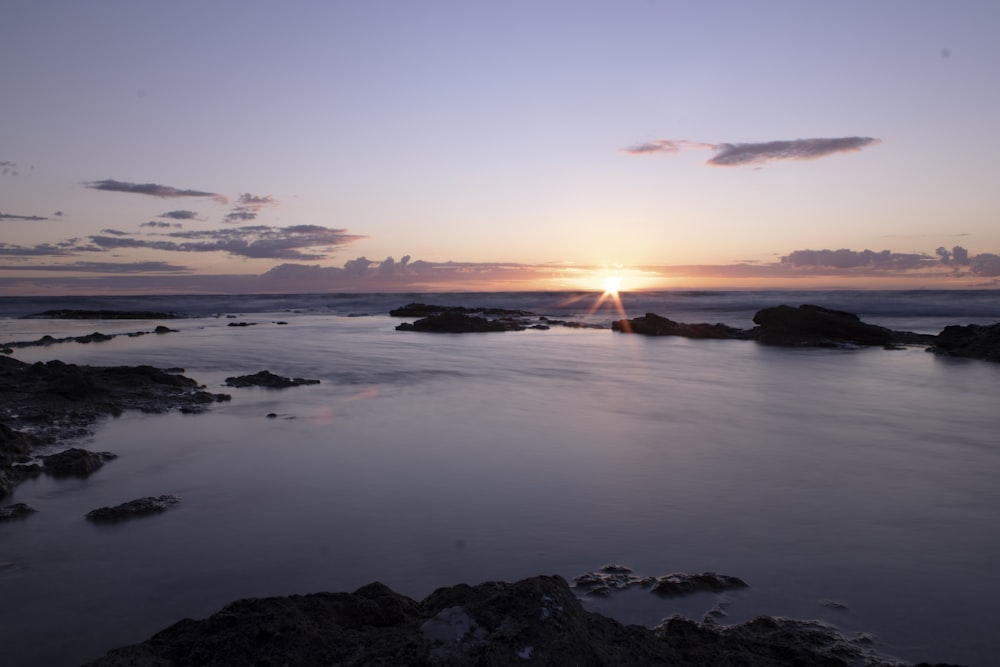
[85,574,956,667]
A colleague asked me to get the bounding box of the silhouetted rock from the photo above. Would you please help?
[929,322,1000,362]
[41,448,117,477]
[227,321,257,327]
[85,574,931,666]
[613,313,750,339]
[390,303,533,318]
[86,495,181,523]
[0,502,38,521]
[751,304,935,347]
[651,572,749,597]
[22,309,181,319]
[224,370,320,388]
[396,312,527,333]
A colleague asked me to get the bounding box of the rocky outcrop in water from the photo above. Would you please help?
[85,574,943,667]
[0,356,230,497]
[86,495,181,523]
[0,502,37,521]
[390,303,534,318]
[572,565,749,599]
[223,370,320,388]
[612,313,749,339]
[751,304,935,347]
[929,322,1000,362]
[22,309,181,320]
[40,447,117,477]
[396,311,530,333]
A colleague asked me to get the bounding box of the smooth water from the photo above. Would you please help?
[2,291,999,666]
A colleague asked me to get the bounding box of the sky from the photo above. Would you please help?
[3,0,1000,295]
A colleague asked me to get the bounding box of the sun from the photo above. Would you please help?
[602,276,622,296]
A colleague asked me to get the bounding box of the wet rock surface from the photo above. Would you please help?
[22,309,181,319]
[751,304,935,347]
[223,370,320,388]
[929,322,1000,362]
[612,313,750,339]
[1,326,179,351]
[86,495,181,523]
[85,574,947,667]
[396,311,530,333]
[572,565,748,599]
[0,502,38,521]
[0,355,230,497]
[390,303,534,318]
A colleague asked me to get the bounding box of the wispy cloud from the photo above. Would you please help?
[85,178,228,203]
[141,221,183,229]
[1,161,18,176]
[88,224,363,260]
[0,261,191,274]
[1,212,48,221]
[623,137,881,166]
[223,193,279,224]
[159,210,200,220]
[781,248,935,271]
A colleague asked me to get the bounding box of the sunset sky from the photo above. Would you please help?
[3,1,999,294]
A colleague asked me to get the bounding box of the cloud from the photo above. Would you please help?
[159,210,199,220]
[1,212,48,221]
[100,228,130,236]
[781,248,935,271]
[0,242,76,257]
[85,178,228,203]
[223,193,279,224]
[1,161,17,176]
[0,261,191,274]
[88,224,364,260]
[708,137,881,166]
[970,253,1000,277]
[622,137,880,166]
[141,221,183,229]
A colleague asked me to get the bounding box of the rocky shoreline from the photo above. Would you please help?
[1,304,989,665]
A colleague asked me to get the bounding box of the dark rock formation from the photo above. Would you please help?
[22,309,181,319]
[0,502,38,521]
[2,326,178,350]
[227,321,257,327]
[929,322,1000,362]
[224,370,320,388]
[0,356,230,497]
[573,564,656,597]
[751,305,936,347]
[390,303,533,318]
[612,313,750,339]
[396,312,528,333]
[86,495,181,523]
[85,574,934,667]
[41,447,117,477]
[651,572,749,597]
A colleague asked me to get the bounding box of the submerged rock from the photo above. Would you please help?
[85,574,933,666]
[41,447,117,477]
[0,502,38,521]
[85,495,181,523]
[613,313,750,339]
[223,370,320,388]
[929,322,1000,362]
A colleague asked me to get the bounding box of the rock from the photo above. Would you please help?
[224,371,320,388]
[84,574,931,667]
[390,303,533,318]
[751,304,935,347]
[613,313,750,339]
[41,448,117,477]
[396,312,526,333]
[85,495,181,523]
[572,564,656,596]
[929,322,1000,362]
[22,309,181,319]
[0,502,38,521]
[227,321,257,327]
[651,572,749,597]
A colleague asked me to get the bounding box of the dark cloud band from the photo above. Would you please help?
[86,179,228,203]
[622,136,880,166]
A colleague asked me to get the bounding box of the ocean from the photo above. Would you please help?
[1,289,999,666]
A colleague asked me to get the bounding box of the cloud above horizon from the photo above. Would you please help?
[88,224,363,260]
[623,137,881,166]
[159,210,200,220]
[1,212,48,221]
[85,179,228,203]
[223,193,279,224]
[0,260,191,274]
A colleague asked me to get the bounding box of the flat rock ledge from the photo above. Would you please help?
[929,322,1000,362]
[0,502,38,521]
[223,370,320,388]
[573,565,749,599]
[84,574,953,667]
[85,495,181,523]
[615,304,941,350]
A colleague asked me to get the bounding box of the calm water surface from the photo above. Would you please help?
[2,305,999,665]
